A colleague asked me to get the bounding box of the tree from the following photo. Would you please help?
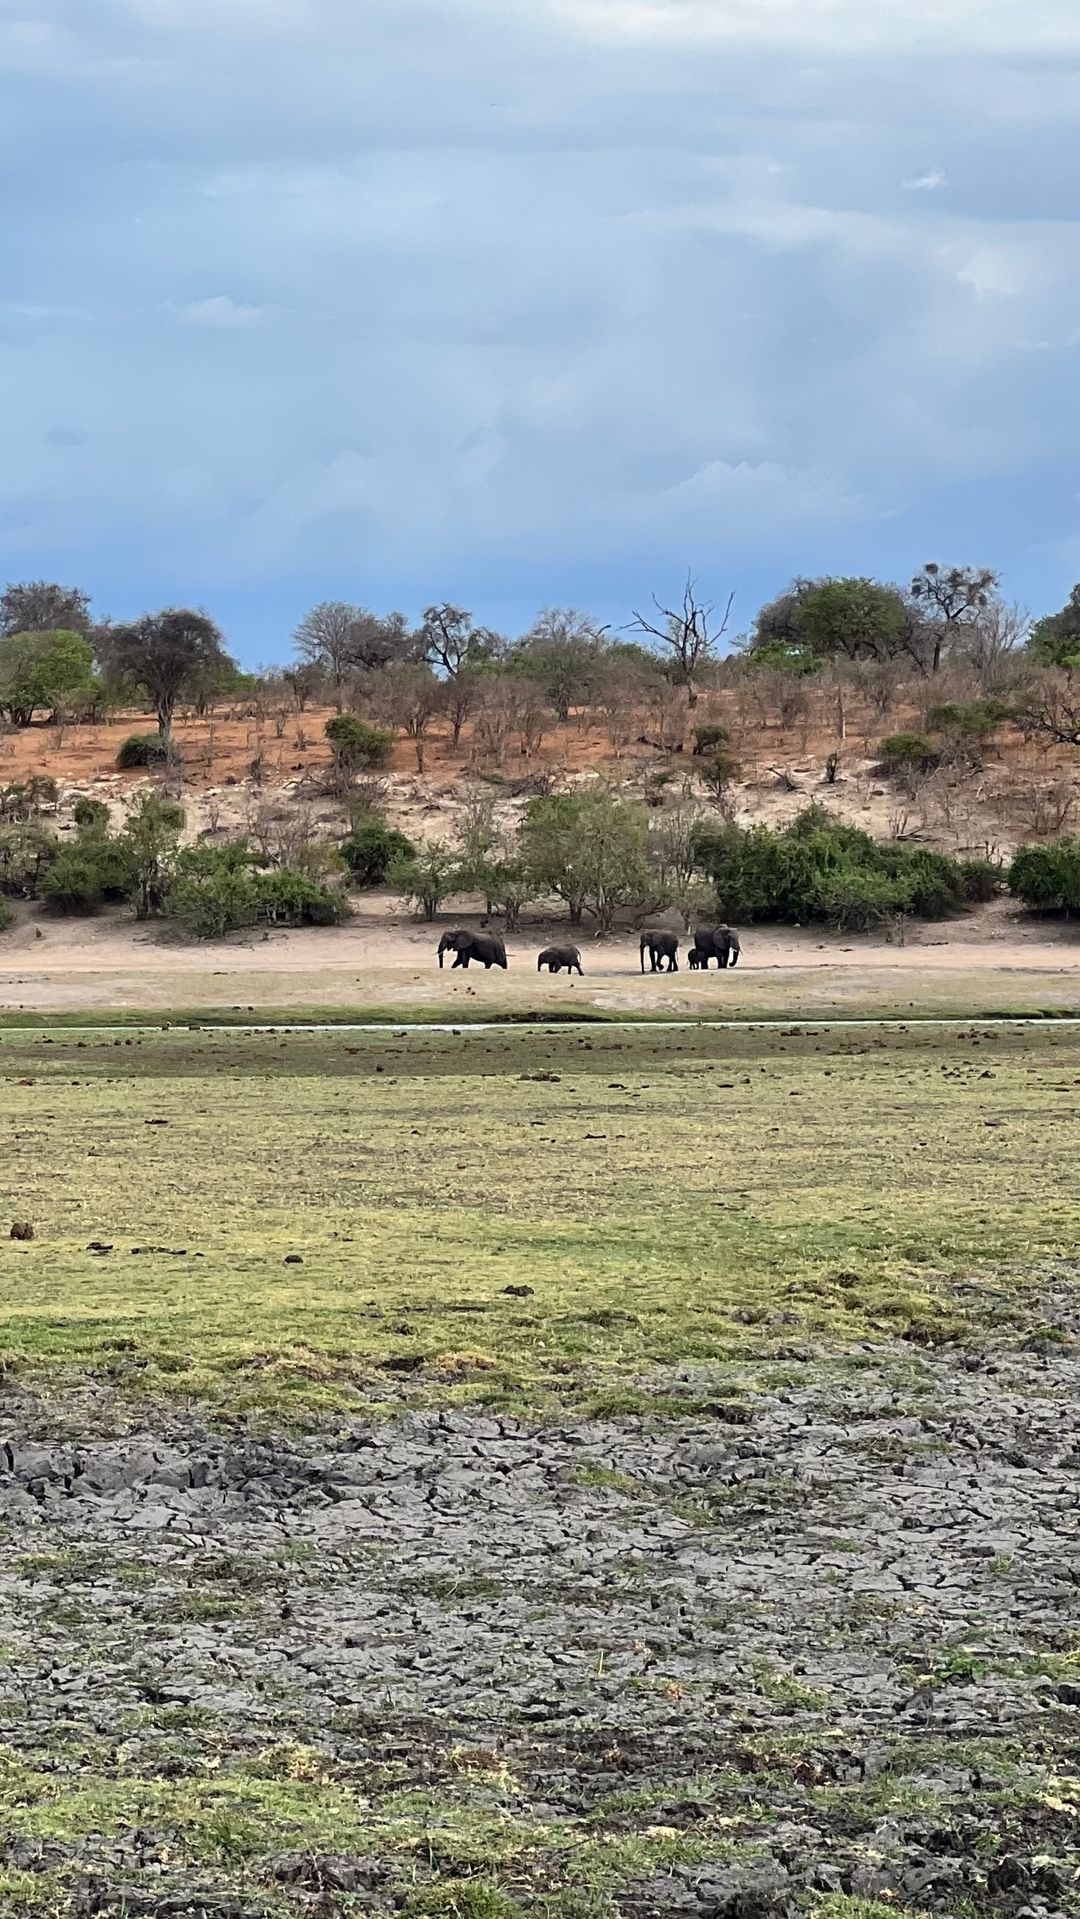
[387,841,461,920]
[420,604,503,678]
[98,609,235,740]
[1014,673,1080,750]
[0,630,96,726]
[511,609,608,722]
[292,602,358,708]
[1,580,92,638]
[324,714,395,776]
[747,577,913,670]
[521,788,650,930]
[628,575,733,707]
[120,792,185,919]
[369,661,444,772]
[1029,586,1080,673]
[910,563,999,674]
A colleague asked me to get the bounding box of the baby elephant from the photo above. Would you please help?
[537,944,583,975]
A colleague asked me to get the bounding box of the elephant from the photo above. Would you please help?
[640,928,679,973]
[537,944,583,975]
[437,929,508,970]
[689,925,741,969]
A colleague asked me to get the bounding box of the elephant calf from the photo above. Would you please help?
[537,944,583,975]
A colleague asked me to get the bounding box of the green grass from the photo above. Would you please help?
[2,1020,1078,1417]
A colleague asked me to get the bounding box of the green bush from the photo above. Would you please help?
[699,749,742,795]
[1009,840,1080,913]
[72,796,111,835]
[165,860,350,938]
[691,805,993,930]
[116,733,169,770]
[324,715,394,772]
[954,857,1001,904]
[40,850,109,914]
[40,840,133,914]
[927,698,1010,740]
[0,893,14,932]
[341,820,416,887]
[878,732,940,774]
[692,723,729,755]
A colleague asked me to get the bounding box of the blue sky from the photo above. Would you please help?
[3,0,1080,666]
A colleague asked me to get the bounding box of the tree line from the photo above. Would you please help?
[4,568,1080,760]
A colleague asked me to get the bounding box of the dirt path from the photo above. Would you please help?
[2,898,1079,1016]
[2,1302,1077,1915]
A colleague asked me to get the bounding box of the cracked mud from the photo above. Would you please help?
[2,1311,1079,1917]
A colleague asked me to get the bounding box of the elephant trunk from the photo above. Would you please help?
[639,939,647,973]
[537,955,543,971]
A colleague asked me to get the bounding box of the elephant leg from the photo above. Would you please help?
[453,952,469,968]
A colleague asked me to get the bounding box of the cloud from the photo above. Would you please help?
[2,0,1080,646]
[179,295,265,328]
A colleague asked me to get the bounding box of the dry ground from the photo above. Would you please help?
[1,895,1080,1018]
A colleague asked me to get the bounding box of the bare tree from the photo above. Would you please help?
[292,602,358,708]
[369,661,444,772]
[1014,671,1080,750]
[910,564,999,674]
[628,575,733,707]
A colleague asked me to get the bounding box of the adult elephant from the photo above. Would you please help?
[689,925,741,969]
[640,928,679,973]
[537,944,583,975]
[437,929,508,970]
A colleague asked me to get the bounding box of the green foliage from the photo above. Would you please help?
[122,792,185,920]
[691,806,990,930]
[324,714,395,772]
[691,723,729,754]
[341,820,417,887]
[1008,839,1080,913]
[116,733,169,770]
[72,796,111,835]
[97,606,235,737]
[699,750,742,798]
[165,846,349,938]
[40,851,110,915]
[749,577,910,669]
[1030,585,1080,671]
[521,788,651,930]
[388,842,462,921]
[926,698,1010,740]
[878,733,941,774]
[0,628,97,725]
[0,893,12,932]
[0,823,58,897]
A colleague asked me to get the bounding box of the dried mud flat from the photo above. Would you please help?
[2,1307,1079,1918]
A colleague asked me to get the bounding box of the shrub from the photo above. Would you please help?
[72,796,110,835]
[116,733,169,770]
[692,723,729,755]
[0,893,13,932]
[691,805,991,930]
[165,861,349,938]
[927,698,1011,740]
[699,750,742,800]
[324,715,394,772]
[40,850,109,914]
[954,857,1001,904]
[40,840,133,914]
[878,732,940,774]
[1009,840,1080,913]
[341,821,417,887]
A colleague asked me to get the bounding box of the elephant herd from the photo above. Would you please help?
[435,927,741,975]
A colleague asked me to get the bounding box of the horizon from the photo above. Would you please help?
[4,1,1080,666]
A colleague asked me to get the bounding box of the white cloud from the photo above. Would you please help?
[904,168,947,191]
[549,0,1080,54]
[179,295,265,329]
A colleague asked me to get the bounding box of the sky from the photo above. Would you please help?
[3,0,1080,666]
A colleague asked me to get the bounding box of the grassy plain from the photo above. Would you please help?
[1,1019,1077,1416]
